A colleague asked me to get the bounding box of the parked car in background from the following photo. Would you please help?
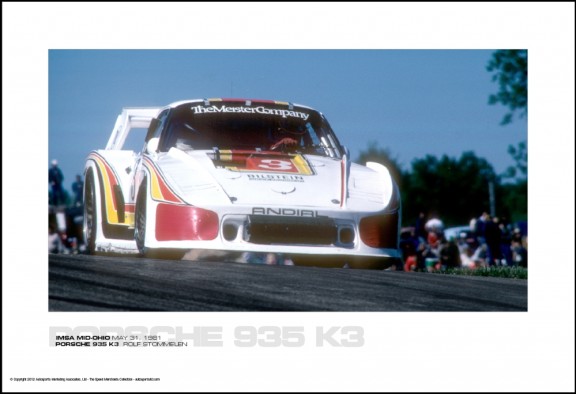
[443,225,474,242]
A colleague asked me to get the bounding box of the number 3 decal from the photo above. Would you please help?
[258,159,294,171]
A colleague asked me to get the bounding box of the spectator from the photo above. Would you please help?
[401,228,421,272]
[511,240,528,268]
[469,217,477,235]
[439,237,461,270]
[414,211,427,242]
[424,216,444,252]
[499,218,513,266]
[471,244,489,268]
[48,225,65,254]
[72,174,84,206]
[424,216,444,234]
[511,227,523,244]
[427,230,440,249]
[415,242,428,271]
[416,241,440,272]
[400,228,419,262]
[485,215,502,266]
[404,255,418,272]
[459,245,477,269]
[474,212,489,245]
[49,159,65,206]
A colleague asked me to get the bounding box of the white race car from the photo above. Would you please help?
[84,99,401,268]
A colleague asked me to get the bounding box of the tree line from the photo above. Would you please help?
[356,144,527,227]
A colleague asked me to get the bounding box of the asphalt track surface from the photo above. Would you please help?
[49,254,527,312]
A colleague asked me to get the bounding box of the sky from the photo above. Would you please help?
[49,49,526,191]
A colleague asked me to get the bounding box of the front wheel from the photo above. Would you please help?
[134,183,147,256]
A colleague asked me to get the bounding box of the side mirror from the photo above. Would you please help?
[146,137,159,154]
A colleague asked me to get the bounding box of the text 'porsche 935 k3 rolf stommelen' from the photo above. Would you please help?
[83,99,401,269]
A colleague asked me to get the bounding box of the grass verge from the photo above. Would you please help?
[433,266,527,279]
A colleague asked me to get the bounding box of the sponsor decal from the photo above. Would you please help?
[247,174,305,182]
[191,105,310,120]
[218,151,314,176]
[252,207,319,217]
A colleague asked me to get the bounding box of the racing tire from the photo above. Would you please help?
[134,183,148,256]
[83,170,97,254]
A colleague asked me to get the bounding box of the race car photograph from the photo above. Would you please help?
[83,98,401,269]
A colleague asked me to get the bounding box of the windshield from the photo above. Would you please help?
[159,102,344,158]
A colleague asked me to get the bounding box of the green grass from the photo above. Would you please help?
[433,266,528,279]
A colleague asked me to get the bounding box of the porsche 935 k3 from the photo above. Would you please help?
[83,99,401,268]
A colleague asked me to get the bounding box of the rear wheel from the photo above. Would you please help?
[83,171,97,254]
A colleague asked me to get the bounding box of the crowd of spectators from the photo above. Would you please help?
[400,212,528,272]
[48,160,85,254]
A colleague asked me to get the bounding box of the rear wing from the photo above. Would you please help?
[105,107,161,150]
